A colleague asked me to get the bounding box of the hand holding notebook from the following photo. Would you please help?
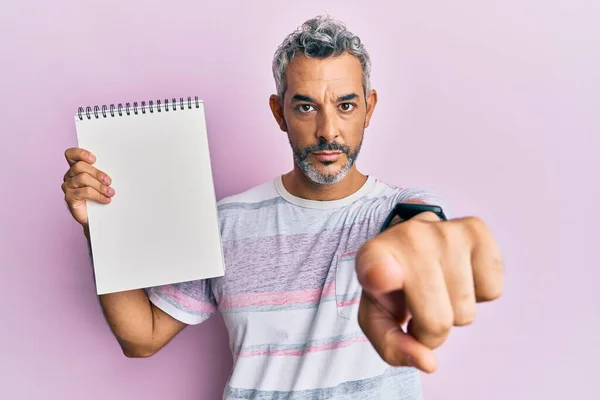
[63,148,114,226]
[70,97,225,295]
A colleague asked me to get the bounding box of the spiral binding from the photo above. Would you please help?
[77,96,201,120]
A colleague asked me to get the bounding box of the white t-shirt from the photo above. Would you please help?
[148,175,449,399]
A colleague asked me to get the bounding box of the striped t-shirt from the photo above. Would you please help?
[147,175,449,399]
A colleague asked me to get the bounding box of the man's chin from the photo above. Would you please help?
[303,166,347,185]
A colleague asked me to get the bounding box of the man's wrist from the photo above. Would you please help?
[381,203,446,233]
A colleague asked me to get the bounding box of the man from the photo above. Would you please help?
[62,15,503,399]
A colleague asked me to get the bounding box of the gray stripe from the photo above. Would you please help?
[218,197,288,212]
[336,291,362,302]
[224,367,421,399]
[217,222,378,295]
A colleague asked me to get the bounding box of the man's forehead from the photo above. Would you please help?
[285,53,363,91]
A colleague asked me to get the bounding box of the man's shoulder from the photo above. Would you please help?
[368,177,452,216]
[368,177,436,199]
[217,178,280,211]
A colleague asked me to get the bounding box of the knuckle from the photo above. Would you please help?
[422,311,453,338]
[83,187,94,198]
[473,216,488,231]
[465,216,487,236]
[478,263,504,302]
[453,302,477,326]
[439,220,460,245]
[73,161,87,173]
[430,319,453,339]
[454,312,476,327]
[490,282,504,300]
[72,173,84,186]
[390,219,417,244]
[402,220,435,253]
[478,283,503,302]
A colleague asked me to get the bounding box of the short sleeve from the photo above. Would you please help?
[393,188,453,220]
[147,279,217,325]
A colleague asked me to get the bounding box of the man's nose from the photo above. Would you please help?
[316,108,338,142]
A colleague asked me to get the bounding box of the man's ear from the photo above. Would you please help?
[269,94,288,132]
[364,89,378,129]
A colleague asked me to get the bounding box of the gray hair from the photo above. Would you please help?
[272,15,372,100]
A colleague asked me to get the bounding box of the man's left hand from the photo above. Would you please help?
[355,212,504,373]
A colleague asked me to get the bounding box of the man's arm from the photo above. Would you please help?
[63,147,188,358]
[84,228,187,358]
[98,289,187,357]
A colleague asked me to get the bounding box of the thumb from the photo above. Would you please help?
[355,242,406,294]
[358,293,438,373]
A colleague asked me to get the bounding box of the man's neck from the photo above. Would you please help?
[281,166,368,201]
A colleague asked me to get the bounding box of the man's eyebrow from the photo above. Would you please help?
[291,94,314,103]
[291,93,359,103]
[337,93,359,102]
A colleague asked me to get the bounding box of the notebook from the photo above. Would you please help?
[74,97,225,295]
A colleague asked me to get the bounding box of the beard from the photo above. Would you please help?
[288,135,363,185]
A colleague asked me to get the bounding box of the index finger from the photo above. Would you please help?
[64,147,96,166]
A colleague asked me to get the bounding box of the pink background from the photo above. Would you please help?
[1,1,598,399]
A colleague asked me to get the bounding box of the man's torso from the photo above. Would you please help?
[209,176,444,399]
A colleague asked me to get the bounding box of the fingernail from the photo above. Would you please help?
[407,356,416,367]
[103,175,111,184]
[106,187,114,195]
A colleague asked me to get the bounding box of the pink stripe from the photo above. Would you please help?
[336,297,361,308]
[235,336,368,357]
[156,285,216,313]
[340,250,357,258]
[221,282,336,309]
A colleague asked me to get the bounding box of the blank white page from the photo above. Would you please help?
[74,100,224,295]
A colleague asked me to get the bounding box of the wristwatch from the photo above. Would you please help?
[380,203,447,233]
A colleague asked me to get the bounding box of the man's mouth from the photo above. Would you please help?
[312,151,342,162]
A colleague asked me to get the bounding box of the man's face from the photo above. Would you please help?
[270,52,377,184]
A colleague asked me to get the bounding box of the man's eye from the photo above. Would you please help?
[339,103,355,112]
[297,104,315,113]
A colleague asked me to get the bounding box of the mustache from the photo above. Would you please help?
[296,141,351,161]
